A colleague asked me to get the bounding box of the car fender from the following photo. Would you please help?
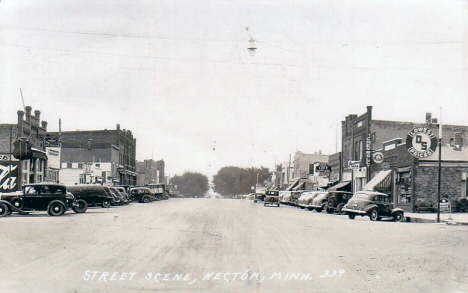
[391,207,404,214]
[363,204,379,214]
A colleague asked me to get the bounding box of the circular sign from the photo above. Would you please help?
[406,127,438,158]
[372,152,384,164]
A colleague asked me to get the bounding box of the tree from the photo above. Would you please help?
[213,166,272,197]
[171,172,209,196]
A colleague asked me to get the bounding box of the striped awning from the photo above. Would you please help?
[363,170,392,191]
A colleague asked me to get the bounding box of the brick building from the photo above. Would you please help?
[0,106,48,192]
[48,124,137,185]
[136,159,165,186]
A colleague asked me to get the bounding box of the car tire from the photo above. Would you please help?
[142,196,150,203]
[0,203,9,217]
[102,200,111,208]
[393,211,404,222]
[328,199,335,208]
[48,202,65,216]
[72,199,88,213]
[316,208,323,213]
[326,207,333,214]
[348,214,356,220]
[10,198,23,210]
[369,209,379,221]
[277,204,280,207]
[337,203,346,215]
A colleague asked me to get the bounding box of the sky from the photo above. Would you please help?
[1,0,467,177]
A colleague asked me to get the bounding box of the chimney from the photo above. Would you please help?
[17,110,24,134]
[34,110,41,120]
[41,121,48,131]
[25,106,32,122]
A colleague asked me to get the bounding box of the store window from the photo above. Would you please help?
[397,171,412,203]
[67,163,72,169]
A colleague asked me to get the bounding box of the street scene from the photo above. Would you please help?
[1,198,468,293]
[1,1,468,293]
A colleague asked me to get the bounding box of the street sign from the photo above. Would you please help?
[372,152,384,164]
[406,127,438,158]
[348,161,360,170]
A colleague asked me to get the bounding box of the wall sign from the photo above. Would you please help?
[406,127,438,158]
[372,152,384,164]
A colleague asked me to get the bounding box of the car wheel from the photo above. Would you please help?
[11,198,23,210]
[337,203,346,215]
[277,204,280,207]
[102,200,111,208]
[316,208,323,213]
[48,202,65,216]
[72,199,88,213]
[393,211,404,222]
[348,214,356,220]
[0,203,9,217]
[326,207,333,214]
[369,209,379,221]
[328,199,335,208]
[142,196,150,203]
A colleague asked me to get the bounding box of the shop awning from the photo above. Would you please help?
[31,148,48,160]
[293,181,306,191]
[286,179,300,191]
[328,181,351,191]
[363,170,392,191]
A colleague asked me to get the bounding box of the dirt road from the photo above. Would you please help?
[1,198,467,293]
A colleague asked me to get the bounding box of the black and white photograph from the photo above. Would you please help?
[1,1,468,292]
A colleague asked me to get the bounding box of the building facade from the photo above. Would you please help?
[48,124,137,186]
[136,159,165,186]
[0,107,48,192]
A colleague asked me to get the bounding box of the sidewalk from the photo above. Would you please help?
[405,212,468,225]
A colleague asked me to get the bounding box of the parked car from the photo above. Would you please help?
[67,184,114,208]
[114,187,133,202]
[0,183,78,216]
[130,187,156,203]
[289,191,306,206]
[264,190,280,207]
[308,192,330,212]
[326,191,354,214]
[102,186,121,205]
[297,191,325,209]
[456,197,468,212]
[280,191,291,204]
[109,187,129,205]
[342,191,404,221]
[253,193,265,203]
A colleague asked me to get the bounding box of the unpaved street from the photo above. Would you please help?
[1,198,467,293]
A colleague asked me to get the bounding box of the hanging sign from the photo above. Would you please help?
[406,127,438,158]
[372,152,384,164]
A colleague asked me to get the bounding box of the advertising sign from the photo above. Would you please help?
[315,163,331,172]
[0,162,19,192]
[366,136,371,166]
[372,152,384,164]
[406,127,438,158]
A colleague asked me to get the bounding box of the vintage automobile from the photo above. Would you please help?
[114,187,133,202]
[67,184,114,208]
[109,187,130,205]
[308,192,330,212]
[280,191,292,204]
[342,191,405,222]
[456,197,468,212]
[289,190,306,206]
[253,193,265,203]
[102,186,121,205]
[326,191,354,214]
[0,183,78,216]
[130,187,156,203]
[297,191,325,209]
[264,190,280,207]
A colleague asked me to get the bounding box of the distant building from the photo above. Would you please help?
[0,106,48,192]
[48,124,137,185]
[136,159,165,186]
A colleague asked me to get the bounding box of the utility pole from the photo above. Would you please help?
[437,107,442,223]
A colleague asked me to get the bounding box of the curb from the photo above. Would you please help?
[405,216,468,225]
